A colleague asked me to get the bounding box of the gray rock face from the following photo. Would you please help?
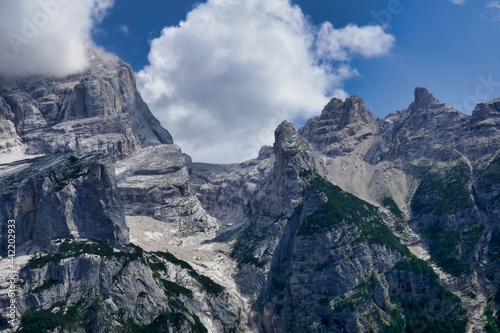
[269,88,500,332]
[191,121,323,223]
[274,121,319,176]
[0,57,172,160]
[409,86,446,111]
[116,145,218,233]
[465,99,500,159]
[0,56,241,333]
[299,96,379,157]
[363,88,500,170]
[2,240,243,333]
[271,121,321,215]
[190,117,467,332]
[364,88,468,170]
[3,53,500,333]
[0,98,25,154]
[189,88,500,332]
[0,154,128,251]
[0,151,240,332]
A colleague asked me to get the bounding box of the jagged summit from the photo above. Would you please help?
[274,120,313,159]
[4,55,500,333]
[274,121,302,149]
[274,120,317,175]
[299,95,378,156]
[409,86,445,111]
[471,97,500,120]
[318,95,377,130]
[0,58,172,158]
[363,85,500,167]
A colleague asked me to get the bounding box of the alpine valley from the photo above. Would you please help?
[1,55,500,333]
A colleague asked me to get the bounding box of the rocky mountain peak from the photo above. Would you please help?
[274,120,317,175]
[319,95,377,130]
[471,98,500,120]
[274,120,302,150]
[0,58,172,159]
[299,95,378,157]
[409,87,445,111]
[4,50,500,333]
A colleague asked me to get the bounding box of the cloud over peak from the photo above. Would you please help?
[137,0,395,163]
[0,0,114,77]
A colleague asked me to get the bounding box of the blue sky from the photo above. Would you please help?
[94,0,500,117]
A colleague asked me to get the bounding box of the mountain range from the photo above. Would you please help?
[0,56,499,333]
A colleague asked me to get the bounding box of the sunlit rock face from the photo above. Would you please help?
[0,57,172,159]
[2,57,500,333]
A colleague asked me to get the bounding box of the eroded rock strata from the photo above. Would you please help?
[0,55,499,333]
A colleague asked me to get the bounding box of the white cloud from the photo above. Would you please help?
[450,0,466,4]
[0,0,114,77]
[316,23,395,61]
[486,1,500,20]
[137,0,394,163]
[487,1,500,9]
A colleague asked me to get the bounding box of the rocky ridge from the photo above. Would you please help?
[0,55,172,159]
[191,115,468,333]
[299,95,379,157]
[0,54,499,333]
[115,145,217,233]
[190,88,500,332]
[0,153,128,251]
[0,57,241,333]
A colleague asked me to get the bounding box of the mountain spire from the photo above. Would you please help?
[409,87,444,111]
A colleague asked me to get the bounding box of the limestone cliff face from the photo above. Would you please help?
[3,55,500,333]
[190,121,323,227]
[0,154,128,251]
[2,240,243,333]
[188,88,500,332]
[0,55,211,236]
[299,95,379,157]
[191,119,468,332]
[285,88,500,332]
[115,145,218,233]
[0,97,25,154]
[0,57,239,333]
[190,122,322,304]
[0,152,243,333]
[364,88,468,170]
[256,170,466,333]
[0,57,172,159]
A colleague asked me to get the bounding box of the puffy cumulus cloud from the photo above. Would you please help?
[137,0,394,163]
[0,0,114,77]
